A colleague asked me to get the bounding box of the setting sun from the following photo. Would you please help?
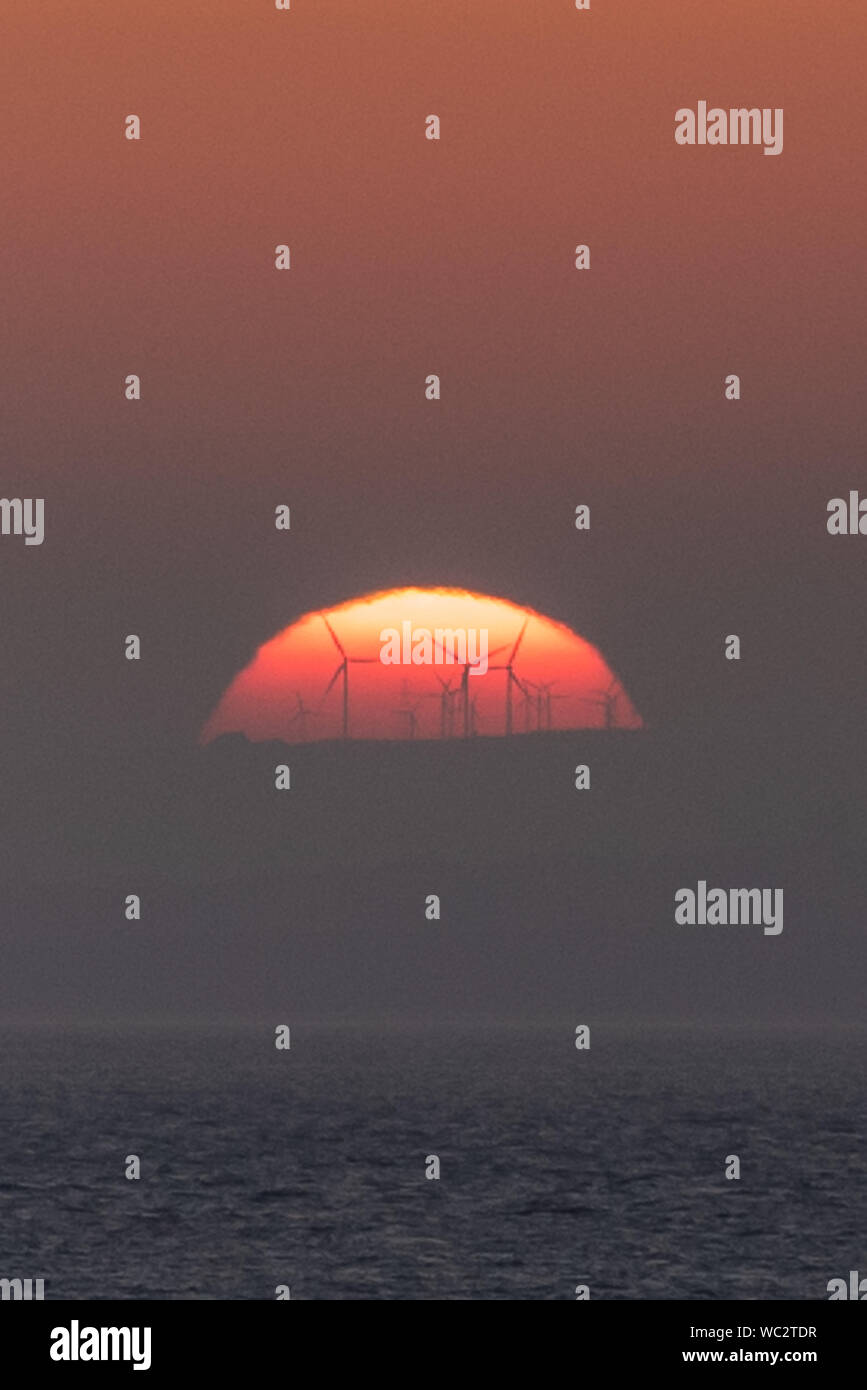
[200,588,643,744]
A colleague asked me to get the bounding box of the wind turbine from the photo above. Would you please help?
[522,678,544,731]
[521,678,568,731]
[578,677,620,729]
[288,691,320,741]
[451,636,512,739]
[469,694,486,737]
[521,681,534,732]
[487,618,531,735]
[392,678,423,740]
[392,701,423,739]
[320,616,379,739]
[421,673,458,738]
[541,680,568,731]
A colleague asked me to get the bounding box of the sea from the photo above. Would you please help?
[0,1023,864,1300]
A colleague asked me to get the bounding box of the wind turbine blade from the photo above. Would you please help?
[322,663,344,699]
[321,616,346,657]
[509,617,529,664]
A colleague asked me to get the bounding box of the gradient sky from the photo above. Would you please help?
[2,0,865,747]
[2,1,865,1021]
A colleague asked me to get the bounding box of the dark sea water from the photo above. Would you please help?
[0,1024,864,1300]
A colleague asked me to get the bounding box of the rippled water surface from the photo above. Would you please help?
[0,1024,863,1299]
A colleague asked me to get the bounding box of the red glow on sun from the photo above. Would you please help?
[200,587,643,744]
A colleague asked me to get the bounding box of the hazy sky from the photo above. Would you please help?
[2,1,865,1023]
